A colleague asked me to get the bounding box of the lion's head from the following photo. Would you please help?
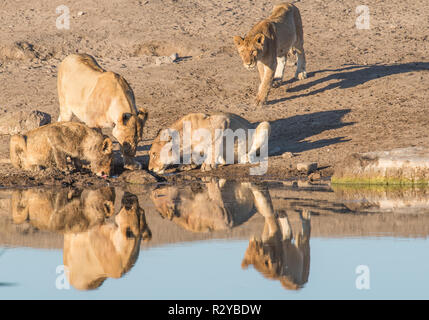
[233,33,267,70]
[148,128,178,174]
[113,107,148,158]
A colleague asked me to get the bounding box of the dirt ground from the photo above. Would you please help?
[0,0,428,186]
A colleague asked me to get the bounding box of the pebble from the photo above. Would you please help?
[297,162,318,173]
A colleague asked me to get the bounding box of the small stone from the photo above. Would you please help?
[309,172,321,181]
[77,11,85,16]
[282,152,293,158]
[155,55,176,65]
[120,170,159,184]
[297,162,318,173]
[169,53,179,62]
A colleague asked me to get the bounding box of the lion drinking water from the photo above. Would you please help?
[57,54,148,170]
[10,122,113,177]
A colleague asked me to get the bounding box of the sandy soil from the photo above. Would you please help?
[0,0,428,186]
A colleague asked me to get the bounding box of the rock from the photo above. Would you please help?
[77,11,85,16]
[297,162,318,173]
[333,184,429,214]
[282,152,294,159]
[309,172,321,181]
[120,170,159,184]
[169,53,179,62]
[0,110,51,135]
[155,53,179,65]
[332,147,429,185]
[0,41,38,62]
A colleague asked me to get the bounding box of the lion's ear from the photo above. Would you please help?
[137,107,148,123]
[254,34,265,47]
[103,201,114,217]
[121,112,133,125]
[102,137,113,154]
[233,36,244,48]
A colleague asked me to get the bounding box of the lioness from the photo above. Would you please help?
[234,2,307,106]
[151,180,256,232]
[148,112,270,174]
[11,187,115,233]
[242,209,311,290]
[10,122,113,176]
[57,53,148,170]
[64,192,152,290]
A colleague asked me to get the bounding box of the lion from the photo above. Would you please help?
[233,2,307,106]
[11,187,115,233]
[11,188,151,290]
[151,179,256,232]
[242,206,311,291]
[148,112,270,174]
[64,192,152,290]
[57,53,148,170]
[10,122,113,177]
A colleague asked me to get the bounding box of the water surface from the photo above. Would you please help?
[0,180,428,299]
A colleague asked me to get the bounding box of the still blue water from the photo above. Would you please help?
[1,237,428,299]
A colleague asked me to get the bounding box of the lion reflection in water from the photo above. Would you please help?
[151,180,311,289]
[11,188,151,290]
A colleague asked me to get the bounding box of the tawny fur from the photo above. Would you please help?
[151,180,256,232]
[12,187,115,233]
[234,2,307,106]
[12,189,151,290]
[64,193,151,290]
[148,112,270,174]
[57,53,148,170]
[10,122,113,176]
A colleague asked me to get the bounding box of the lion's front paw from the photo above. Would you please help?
[296,71,307,80]
[201,162,216,172]
[255,96,267,107]
[272,80,282,88]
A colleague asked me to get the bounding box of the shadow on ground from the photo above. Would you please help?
[270,62,429,104]
[268,109,354,156]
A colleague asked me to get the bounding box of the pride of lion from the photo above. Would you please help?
[9,1,305,176]
[7,2,310,290]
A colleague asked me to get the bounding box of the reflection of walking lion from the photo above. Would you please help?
[242,192,311,291]
[151,179,311,290]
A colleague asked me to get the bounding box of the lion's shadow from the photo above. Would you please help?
[267,109,354,156]
[270,62,429,104]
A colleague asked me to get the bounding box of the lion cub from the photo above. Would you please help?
[10,122,113,176]
[234,2,307,106]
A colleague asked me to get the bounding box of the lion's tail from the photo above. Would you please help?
[10,134,27,169]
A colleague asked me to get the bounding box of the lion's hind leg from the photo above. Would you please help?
[294,47,307,80]
[10,134,27,169]
[248,122,271,163]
